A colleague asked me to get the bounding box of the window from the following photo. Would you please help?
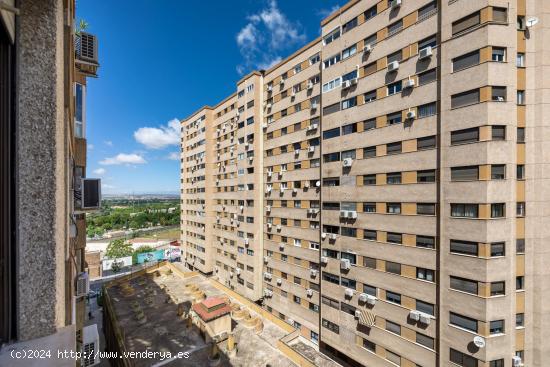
[450,312,478,332]
[387,203,401,214]
[363,91,376,104]
[322,319,340,334]
[491,242,505,257]
[363,119,376,131]
[451,204,478,218]
[363,229,377,241]
[363,284,376,297]
[387,112,402,125]
[363,257,376,269]
[386,172,401,184]
[492,7,508,22]
[387,49,402,64]
[387,142,402,154]
[517,202,526,217]
[417,235,435,249]
[322,272,340,285]
[388,20,403,36]
[516,239,525,254]
[492,47,506,62]
[386,291,401,305]
[342,123,357,135]
[323,178,339,187]
[516,276,525,290]
[363,62,377,76]
[419,69,437,85]
[516,313,524,327]
[450,240,478,256]
[385,320,401,335]
[492,86,507,101]
[323,28,341,45]
[417,203,436,215]
[386,351,401,366]
[419,33,437,50]
[340,251,356,265]
[342,45,357,60]
[417,170,436,183]
[418,135,436,150]
[293,295,301,304]
[322,296,339,309]
[417,300,434,315]
[363,146,377,158]
[491,165,506,179]
[452,11,481,36]
[492,125,506,140]
[451,127,479,145]
[491,282,505,296]
[490,360,504,367]
[386,261,401,274]
[453,50,480,72]
[364,5,377,21]
[451,166,479,181]
[517,91,525,105]
[341,150,356,160]
[387,81,402,96]
[450,276,478,295]
[418,102,437,118]
[341,277,356,289]
[450,348,478,367]
[491,203,505,218]
[323,54,341,69]
[362,338,376,352]
[342,97,357,109]
[490,320,505,334]
[341,303,357,316]
[323,127,340,140]
[341,227,357,238]
[451,89,480,108]
[516,53,525,67]
[342,17,358,33]
[363,203,376,213]
[417,268,434,282]
[417,332,435,349]
[75,83,85,138]
[517,127,525,142]
[322,77,342,93]
[309,53,320,65]
[324,152,340,163]
[517,165,525,180]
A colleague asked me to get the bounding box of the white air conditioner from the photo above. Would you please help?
[294,149,301,155]
[262,122,268,129]
[350,78,358,85]
[321,232,327,239]
[342,80,352,89]
[264,272,272,280]
[307,81,314,89]
[309,123,318,130]
[267,223,272,229]
[330,233,337,240]
[354,310,362,318]
[358,293,368,303]
[363,44,373,53]
[278,171,284,177]
[308,146,315,153]
[344,288,354,297]
[307,208,314,214]
[236,268,241,276]
[279,78,285,85]
[512,356,523,367]
[280,187,286,193]
[316,180,321,187]
[216,216,220,222]
[339,260,351,272]
[340,210,349,218]
[267,103,272,109]
[292,188,298,194]
[291,90,296,97]
[76,272,90,297]
[81,324,100,367]
[347,211,358,219]
[390,0,402,9]
[266,205,271,212]
[287,318,295,326]
[264,256,269,263]
[248,156,253,162]
[267,85,273,91]
[406,110,416,120]
[342,158,354,167]
[264,289,273,297]
[320,256,329,264]
[267,171,272,177]
[279,242,285,250]
[277,278,283,285]
[310,269,318,277]
[266,186,272,193]
[229,271,234,278]
[419,313,431,325]
[306,289,314,297]
[409,310,421,321]
[404,79,415,88]
[244,238,249,245]
[311,101,318,109]
[304,182,310,188]
[240,205,244,212]
[419,46,433,59]
[388,61,400,72]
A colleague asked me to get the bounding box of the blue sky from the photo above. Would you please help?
[79,0,342,194]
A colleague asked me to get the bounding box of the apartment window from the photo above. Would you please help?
[491,282,505,296]
[364,5,377,21]
[323,28,340,45]
[417,203,436,215]
[342,123,357,135]
[451,204,478,218]
[323,127,340,140]
[450,276,478,295]
[323,178,339,186]
[309,53,320,65]
[363,118,376,131]
[451,166,478,181]
[418,69,437,86]
[516,239,525,254]
[451,89,480,108]
[387,81,402,96]
[453,50,480,72]
[341,277,356,289]
[386,350,401,366]
[323,54,341,69]
[323,152,340,163]
[417,268,434,282]
[492,125,506,140]
[451,127,479,145]
[517,276,525,290]
[417,235,435,249]
[419,33,437,50]
[322,77,342,93]
[517,202,526,217]
[363,91,376,105]
[341,303,357,316]
[387,112,402,125]
[491,242,505,257]
[387,142,402,155]
[516,313,524,327]
[418,135,436,150]
[418,102,437,118]
[341,227,357,238]
[322,296,339,309]
[417,170,436,183]
[492,47,506,62]
[363,146,377,158]
[363,257,376,269]
[490,360,504,367]
[491,203,505,218]
[385,320,401,335]
[293,295,301,305]
[387,203,401,214]
[492,86,507,101]
[363,203,376,213]
[493,7,508,22]
[452,11,481,36]
[362,338,376,352]
[387,172,401,184]
[363,230,377,241]
[386,261,401,274]
[450,348,478,367]
[450,240,478,256]
[323,202,340,210]
[387,20,403,36]
[342,45,357,60]
[490,320,505,334]
[75,83,85,138]
[491,165,506,179]
[342,96,357,109]
[363,62,377,76]
[450,312,478,332]
[417,300,434,315]
[322,272,340,285]
[322,319,340,334]
[516,53,525,67]
[417,332,435,349]
[517,127,525,142]
[387,49,402,64]
[386,291,401,305]
[517,91,526,105]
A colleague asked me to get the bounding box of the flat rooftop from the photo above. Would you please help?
[104,263,339,367]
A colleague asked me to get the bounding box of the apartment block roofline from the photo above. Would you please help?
[320,0,360,26]
[264,36,322,75]
[237,70,263,86]
[180,105,213,123]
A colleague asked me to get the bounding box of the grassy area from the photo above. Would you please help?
[143,227,180,241]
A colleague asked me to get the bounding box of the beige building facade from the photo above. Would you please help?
[181,0,550,365]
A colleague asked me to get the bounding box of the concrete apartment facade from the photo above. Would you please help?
[0,1,100,365]
[181,0,550,366]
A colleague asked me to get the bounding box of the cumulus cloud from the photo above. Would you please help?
[236,0,306,75]
[134,118,180,149]
[167,152,180,161]
[100,153,146,165]
[93,168,106,175]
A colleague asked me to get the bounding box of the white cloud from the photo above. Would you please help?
[93,168,106,175]
[104,140,113,147]
[102,184,116,190]
[317,5,341,19]
[134,118,180,149]
[236,0,306,74]
[167,152,180,161]
[88,144,94,150]
[99,153,146,165]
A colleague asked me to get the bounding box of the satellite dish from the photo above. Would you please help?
[526,16,539,27]
[316,180,321,187]
[473,336,486,348]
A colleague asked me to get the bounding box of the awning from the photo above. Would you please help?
[358,309,376,327]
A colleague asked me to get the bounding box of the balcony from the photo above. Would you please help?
[75,32,99,77]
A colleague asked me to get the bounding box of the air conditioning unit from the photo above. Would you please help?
[291,90,296,97]
[404,79,415,88]
[363,44,373,53]
[419,313,431,325]
[320,256,329,264]
[230,272,234,278]
[321,232,327,239]
[287,318,295,326]
[308,146,315,153]
[264,256,269,263]
[81,324,100,367]
[294,149,301,155]
[266,186,272,193]
[266,205,271,212]
[343,158,354,167]
[278,171,284,178]
[264,272,272,280]
[279,242,285,250]
[76,272,90,297]
[307,81,314,89]
[347,211,358,219]
[264,289,273,297]
[340,259,351,270]
[406,110,416,120]
[512,356,523,367]
[266,103,272,109]
[340,210,349,218]
[236,268,241,276]
[267,85,273,91]
[388,61,400,72]
[409,310,421,321]
[342,80,352,89]
[248,156,253,162]
[292,188,298,194]
[276,278,283,285]
[244,238,249,245]
[216,216,220,222]
[330,233,337,240]
[358,293,369,302]
[279,78,285,85]
[350,78,358,85]
[304,182,310,188]
[306,289,314,297]
[76,178,101,210]
[390,0,402,9]
[267,223,272,229]
[354,310,362,318]
[344,288,354,297]
[240,205,244,212]
[419,46,433,60]
[76,33,98,64]
[310,269,318,277]
[262,122,268,129]
[307,208,314,214]
[309,123,318,131]
[280,187,286,193]
[267,171,272,177]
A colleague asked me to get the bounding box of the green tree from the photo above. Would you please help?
[105,239,133,259]
[132,245,154,264]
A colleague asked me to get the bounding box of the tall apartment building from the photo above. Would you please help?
[0,1,100,365]
[181,0,550,366]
